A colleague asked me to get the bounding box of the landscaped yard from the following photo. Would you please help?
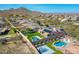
[21,29,44,41]
[21,29,63,54]
[46,42,63,54]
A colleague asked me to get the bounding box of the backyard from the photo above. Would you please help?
[21,29,63,54]
[46,42,63,54]
[21,29,44,42]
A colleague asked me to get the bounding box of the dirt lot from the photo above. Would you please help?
[0,37,32,54]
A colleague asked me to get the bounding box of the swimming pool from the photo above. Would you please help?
[54,41,66,47]
[37,45,55,54]
[32,36,41,42]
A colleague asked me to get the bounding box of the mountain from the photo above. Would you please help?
[0,7,43,17]
[0,7,79,22]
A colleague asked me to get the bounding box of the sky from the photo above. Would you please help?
[0,4,79,13]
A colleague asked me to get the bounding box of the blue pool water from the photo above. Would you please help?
[54,41,66,47]
[37,45,55,54]
[32,36,41,42]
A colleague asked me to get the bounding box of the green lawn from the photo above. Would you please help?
[21,30,44,41]
[27,32,43,41]
[21,29,63,54]
[46,42,63,54]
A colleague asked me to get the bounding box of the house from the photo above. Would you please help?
[31,28,39,33]
[43,28,52,33]
[41,27,56,37]
[47,30,65,40]
[41,31,49,37]
[0,28,10,35]
[60,29,67,35]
